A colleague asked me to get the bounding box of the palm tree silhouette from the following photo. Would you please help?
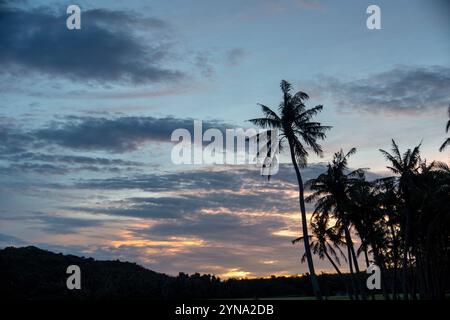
[346,173,391,300]
[305,148,367,299]
[249,80,330,300]
[439,105,450,152]
[292,215,347,275]
[379,139,421,300]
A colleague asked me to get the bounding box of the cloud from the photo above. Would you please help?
[34,214,107,234]
[67,164,327,220]
[0,121,148,175]
[226,48,246,66]
[0,163,71,175]
[0,116,237,176]
[317,65,450,115]
[33,116,232,153]
[1,162,370,276]
[2,152,143,167]
[139,212,287,246]
[0,4,184,84]
[75,164,327,192]
[0,122,33,155]
[195,54,215,78]
[0,151,145,175]
[0,232,26,247]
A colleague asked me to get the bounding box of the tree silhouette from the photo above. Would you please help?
[439,105,450,152]
[292,215,347,275]
[379,139,421,300]
[305,148,367,299]
[248,80,331,300]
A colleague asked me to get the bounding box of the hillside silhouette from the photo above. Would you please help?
[1,246,371,300]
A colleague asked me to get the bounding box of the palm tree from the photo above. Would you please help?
[439,105,450,152]
[379,139,421,300]
[346,174,392,300]
[292,215,347,275]
[373,177,401,299]
[248,80,331,300]
[305,148,367,299]
[306,148,362,268]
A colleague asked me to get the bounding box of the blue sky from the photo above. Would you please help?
[0,0,449,277]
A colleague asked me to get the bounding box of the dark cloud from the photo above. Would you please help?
[0,4,183,84]
[35,214,106,234]
[317,65,450,114]
[67,190,297,220]
[67,164,328,220]
[34,116,233,152]
[2,152,143,167]
[75,164,329,192]
[141,213,287,246]
[0,127,147,174]
[75,167,263,192]
[0,162,71,175]
[0,152,144,175]
[0,116,236,176]
[0,123,33,155]
[0,162,137,175]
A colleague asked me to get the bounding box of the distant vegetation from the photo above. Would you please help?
[0,246,390,300]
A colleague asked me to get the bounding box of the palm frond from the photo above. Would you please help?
[439,137,450,152]
[247,118,281,128]
[294,91,310,101]
[258,104,281,121]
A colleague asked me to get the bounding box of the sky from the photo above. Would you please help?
[0,0,449,278]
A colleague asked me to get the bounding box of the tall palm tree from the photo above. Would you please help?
[305,148,368,299]
[249,80,331,300]
[439,105,450,152]
[379,139,421,300]
[306,148,362,269]
[346,174,391,300]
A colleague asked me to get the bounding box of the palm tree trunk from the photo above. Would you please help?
[323,249,352,299]
[389,222,399,300]
[343,220,367,299]
[288,143,322,300]
[363,246,370,268]
[323,249,342,275]
[346,240,358,300]
[402,192,412,300]
[369,239,390,300]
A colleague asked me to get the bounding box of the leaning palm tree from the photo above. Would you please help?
[249,80,331,300]
[439,105,450,152]
[292,215,347,275]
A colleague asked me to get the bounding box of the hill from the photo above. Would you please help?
[0,246,361,299]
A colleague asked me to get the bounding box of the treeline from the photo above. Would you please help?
[0,246,383,299]
[299,142,450,300]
